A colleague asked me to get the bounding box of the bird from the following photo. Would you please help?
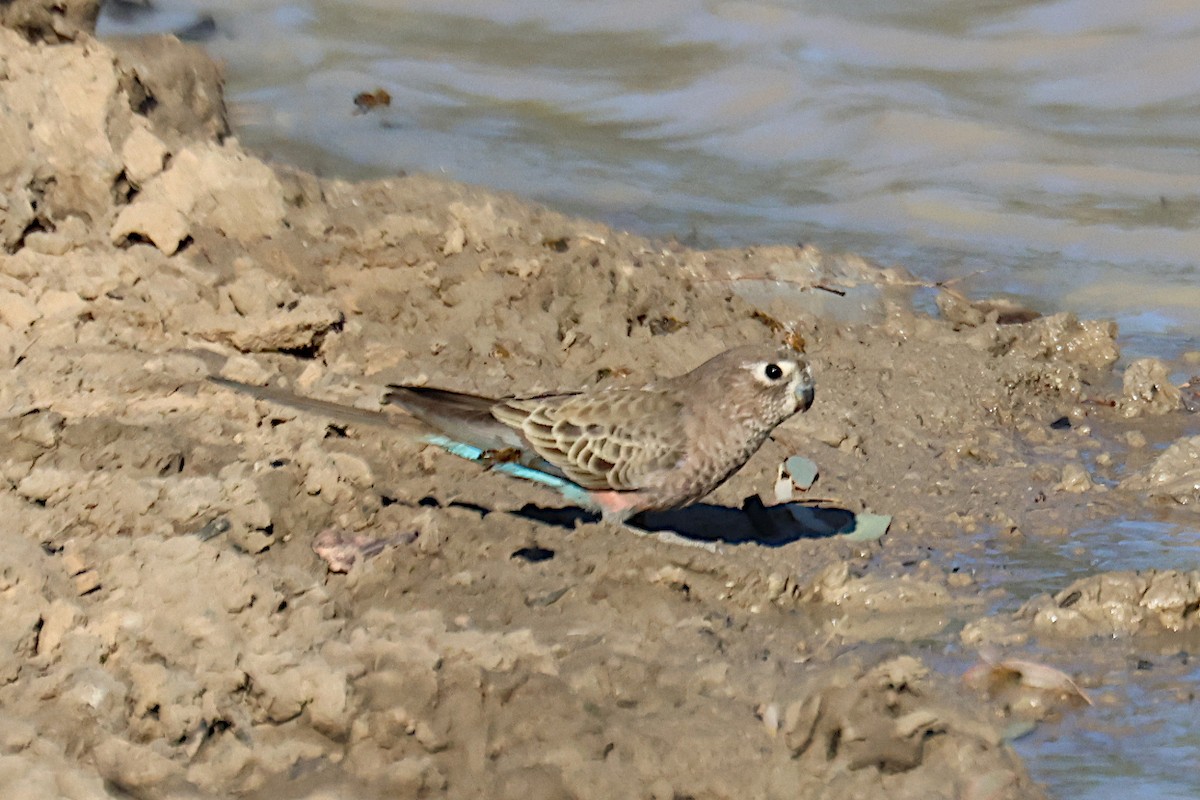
[209,344,815,522]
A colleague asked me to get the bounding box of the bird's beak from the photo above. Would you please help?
[794,367,815,409]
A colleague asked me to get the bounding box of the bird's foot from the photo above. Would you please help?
[481,447,524,465]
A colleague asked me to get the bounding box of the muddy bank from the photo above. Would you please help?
[1,8,1198,799]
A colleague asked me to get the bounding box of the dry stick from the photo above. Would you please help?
[692,269,988,291]
[692,270,996,345]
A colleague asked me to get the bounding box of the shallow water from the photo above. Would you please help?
[984,519,1200,604]
[930,511,1200,799]
[98,2,1200,797]
[1018,667,1200,800]
[100,0,1200,349]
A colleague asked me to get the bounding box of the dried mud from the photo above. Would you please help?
[2,6,1199,799]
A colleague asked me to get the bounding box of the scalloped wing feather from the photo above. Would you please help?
[493,390,686,491]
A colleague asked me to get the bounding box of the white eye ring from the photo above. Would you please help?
[754,361,791,384]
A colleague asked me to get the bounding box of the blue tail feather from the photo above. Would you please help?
[421,434,593,506]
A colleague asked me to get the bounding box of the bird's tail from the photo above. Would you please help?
[211,376,596,508]
[208,376,424,433]
[384,385,529,454]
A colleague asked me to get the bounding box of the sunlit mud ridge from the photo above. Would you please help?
[2,2,1198,798]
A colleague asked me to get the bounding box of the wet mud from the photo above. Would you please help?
[1,4,1198,798]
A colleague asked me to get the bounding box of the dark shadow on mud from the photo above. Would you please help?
[510,496,857,547]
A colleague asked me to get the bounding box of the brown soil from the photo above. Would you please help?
[1,4,1198,798]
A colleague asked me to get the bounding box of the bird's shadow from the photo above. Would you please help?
[509,496,857,547]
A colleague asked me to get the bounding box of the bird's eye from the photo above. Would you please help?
[764,363,783,380]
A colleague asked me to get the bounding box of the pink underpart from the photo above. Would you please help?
[590,490,645,521]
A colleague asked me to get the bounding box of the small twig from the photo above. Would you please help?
[789,496,851,508]
[692,268,989,292]
[932,270,988,288]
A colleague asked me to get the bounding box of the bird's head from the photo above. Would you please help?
[689,344,815,428]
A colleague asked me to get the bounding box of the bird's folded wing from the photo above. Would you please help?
[384,385,573,480]
[495,391,686,491]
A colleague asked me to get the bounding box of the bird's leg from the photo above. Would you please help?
[481,447,524,465]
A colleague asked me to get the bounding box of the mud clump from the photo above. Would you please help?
[0,11,1193,800]
[1118,357,1184,418]
[776,656,1043,799]
[1022,570,1200,637]
[1121,434,1200,504]
[0,0,99,43]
